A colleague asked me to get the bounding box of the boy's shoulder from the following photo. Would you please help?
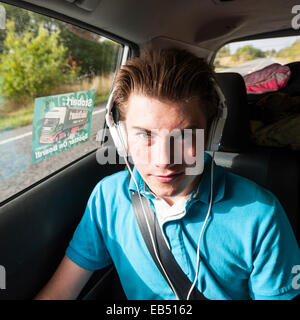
[91,169,130,199]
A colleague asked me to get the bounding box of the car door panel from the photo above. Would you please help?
[0,147,124,299]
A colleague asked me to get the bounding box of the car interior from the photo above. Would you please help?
[0,0,299,300]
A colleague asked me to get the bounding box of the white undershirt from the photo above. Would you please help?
[145,183,201,230]
[152,196,189,229]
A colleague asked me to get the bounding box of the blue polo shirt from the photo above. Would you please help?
[66,153,300,300]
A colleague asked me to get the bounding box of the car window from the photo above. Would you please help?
[214,35,300,152]
[0,2,122,203]
[214,35,300,75]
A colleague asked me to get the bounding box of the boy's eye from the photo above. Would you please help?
[140,132,151,138]
[139,132,149,138]
[138,131,152,140]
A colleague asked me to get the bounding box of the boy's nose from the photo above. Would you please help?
[153,137,178,168]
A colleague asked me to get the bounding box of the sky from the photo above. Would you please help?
[228,35,300,53]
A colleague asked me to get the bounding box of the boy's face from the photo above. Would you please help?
[125,93,207,205]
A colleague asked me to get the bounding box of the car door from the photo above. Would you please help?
[0,1,129,299]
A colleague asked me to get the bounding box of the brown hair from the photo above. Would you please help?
[112,47,219,128]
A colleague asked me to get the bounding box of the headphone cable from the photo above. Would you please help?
[186,151,215,300]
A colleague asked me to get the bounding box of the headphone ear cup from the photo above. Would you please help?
[105,99,128,157]
[117,121,128,156]
[205,80,228,151]
[108,122,128,157]
[205,117,216,151]
[206,116,227,152]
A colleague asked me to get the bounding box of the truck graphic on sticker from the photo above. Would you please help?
[39,106,89,144]
[31,89,96,164]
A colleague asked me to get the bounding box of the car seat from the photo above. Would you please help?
[214,72,299,244]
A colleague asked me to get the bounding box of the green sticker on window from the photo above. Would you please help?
[32,89,96,164]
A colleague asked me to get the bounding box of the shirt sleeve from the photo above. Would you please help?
[65,182,113,271]
[248,187,300,300]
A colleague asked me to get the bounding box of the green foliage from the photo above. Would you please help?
[0,20,77,101]
[232,45,266,62]
[59,25,120,76]
[216,45,230,58]
[0,101,34,130]
[276,40,300,61]
[0,2,119,131]
[0,3,120,78]
[265,49,276,56]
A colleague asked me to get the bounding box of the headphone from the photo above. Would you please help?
[105,93,128,157]
[104,48,228,300]
[105,75,228,155]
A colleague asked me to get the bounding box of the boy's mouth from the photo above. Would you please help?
[153,171,184,183]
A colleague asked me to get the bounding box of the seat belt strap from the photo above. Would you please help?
[130,190,208,300]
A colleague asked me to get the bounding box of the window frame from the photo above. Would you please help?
[0,0,137,206]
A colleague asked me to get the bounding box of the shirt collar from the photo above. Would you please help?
[128,152,226,205]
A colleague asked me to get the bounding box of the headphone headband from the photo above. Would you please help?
[105,47,228,155]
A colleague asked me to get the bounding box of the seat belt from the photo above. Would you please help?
[130,190,208,300]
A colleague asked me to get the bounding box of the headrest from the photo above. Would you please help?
[281,62,300,96]
[215,72,251,152]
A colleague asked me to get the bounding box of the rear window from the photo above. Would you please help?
[214,35,300,75]
[0,2,122,203]
[214,36,300,151]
